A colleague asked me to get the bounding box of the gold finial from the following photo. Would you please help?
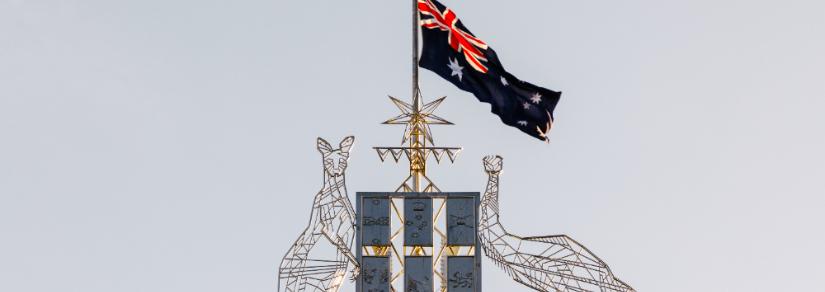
[375,93,461,192]
[383,95,451,145]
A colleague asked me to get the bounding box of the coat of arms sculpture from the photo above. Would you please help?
[277,1,634,291]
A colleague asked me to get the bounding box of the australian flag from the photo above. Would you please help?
[418,0,561,141]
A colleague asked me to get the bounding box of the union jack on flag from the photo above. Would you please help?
[418,0,489,73]
[418,0,563,142]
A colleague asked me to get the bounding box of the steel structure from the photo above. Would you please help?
[479,156,635,292]
[372,71,466,292]
[376,95,461,193]
[278,137,360,292]
[277,0,636,290]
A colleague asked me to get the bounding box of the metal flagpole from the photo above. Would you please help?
[410,0,423,192]
[412,0,420,111]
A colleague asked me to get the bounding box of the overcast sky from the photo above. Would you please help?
[1,0,824,291]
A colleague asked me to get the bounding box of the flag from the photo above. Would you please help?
[418,0,562,141]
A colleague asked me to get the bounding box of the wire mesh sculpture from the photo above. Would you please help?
[278,137,360,292]
[479,155,635,292]
[275,0,637,289]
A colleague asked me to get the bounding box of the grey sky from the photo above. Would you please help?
[1,0,824,291]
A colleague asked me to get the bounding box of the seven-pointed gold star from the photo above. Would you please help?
[383,95,452,144]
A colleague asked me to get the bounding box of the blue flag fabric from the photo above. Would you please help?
[418,0,562,141]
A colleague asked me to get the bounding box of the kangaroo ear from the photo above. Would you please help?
[317,137,333,156]
[339,136,355,153]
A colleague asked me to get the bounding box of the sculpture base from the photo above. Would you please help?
[355,192,482,292]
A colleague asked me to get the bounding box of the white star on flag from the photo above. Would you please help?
[522,102,531,110]
[448,58,464,81]
[530,92,542,104]
[517,121,528,126]
[501,77,508,86]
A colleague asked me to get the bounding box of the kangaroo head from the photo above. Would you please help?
[317,136,355,177]
[483,155,503,174]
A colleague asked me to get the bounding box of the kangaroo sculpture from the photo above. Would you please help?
[278,136,359,292]
[479,155,635,292]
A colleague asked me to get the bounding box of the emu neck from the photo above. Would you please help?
[481,173,500,211]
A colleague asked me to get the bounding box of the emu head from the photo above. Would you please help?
[317,136,355,177]
[483,155,503,175]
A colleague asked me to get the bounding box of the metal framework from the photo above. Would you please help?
[372,9,466,283]
[478,156,635,292]
[278,0,636,290]
[372,91,464,292]
[376,95,461,193]
[278,137,360,292]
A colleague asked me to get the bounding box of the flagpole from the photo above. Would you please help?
[412,0,420,112]
[410,0,420,192]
